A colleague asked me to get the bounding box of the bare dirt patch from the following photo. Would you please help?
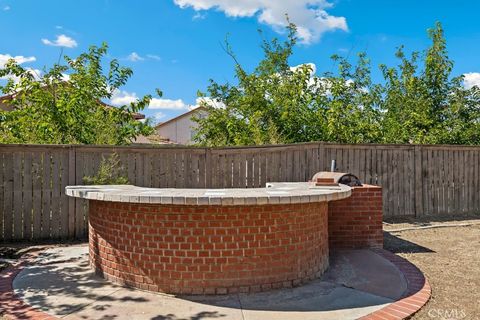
[384,216,480,320]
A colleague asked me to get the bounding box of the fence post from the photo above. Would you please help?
[68,146,76,237]
[318,142,326,171]
[414,145,424,217]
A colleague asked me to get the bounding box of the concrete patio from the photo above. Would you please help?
[9,245,409,320]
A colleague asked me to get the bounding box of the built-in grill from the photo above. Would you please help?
[312,172,362,187]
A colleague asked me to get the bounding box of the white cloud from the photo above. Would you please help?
[146,54,161,61]
[3,5,10,11]
[0,68,42,83]
[127,52,145,62]
[149,98,190,110]
[126,53,161,62]
[193,12,207,20]
[0,54,39,83]
[110,90,138,106]
[464,72,480,89]
[173,0,347,44]
[41,34,78,48]
[290,62,316,75]
[111,90,192,110]
[195,96,225,109]
[0,54,36,66]
[154,111,167,121]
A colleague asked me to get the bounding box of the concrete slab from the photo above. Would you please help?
[12,245,402,320]
[238,282,391,320]
[64,288,244,320]
[242,302,391,320]
[13,245,121,316]
[322,249,407,300]
[238,282,391,312]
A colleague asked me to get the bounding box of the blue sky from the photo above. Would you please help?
[1,0,480,122]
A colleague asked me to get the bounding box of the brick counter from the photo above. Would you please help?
[89,201,329,295]
[328,184,383,250]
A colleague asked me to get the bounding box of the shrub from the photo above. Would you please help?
[83,153,129,185]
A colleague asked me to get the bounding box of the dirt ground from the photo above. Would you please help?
[384,215,480,320]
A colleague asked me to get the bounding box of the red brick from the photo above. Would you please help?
[88,200,329,295]
[328,185,383,250]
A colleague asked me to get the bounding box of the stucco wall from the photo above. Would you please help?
[156,109,207,145]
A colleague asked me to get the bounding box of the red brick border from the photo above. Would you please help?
[0,252,56,320]
[359,249,432,320]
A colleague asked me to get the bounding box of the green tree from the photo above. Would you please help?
[319,52,382,143]
[194,21,480,146]
[379,22,480,144]
[0,43,155,145]
[193,23,381,146]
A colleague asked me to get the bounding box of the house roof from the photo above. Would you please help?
[133,134,176,145]
[155,106,207,129]
[98,100,145,120]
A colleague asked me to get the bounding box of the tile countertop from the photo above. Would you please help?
[65,182,351,206]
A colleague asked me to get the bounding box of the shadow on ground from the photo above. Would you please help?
[12,248,152,317]
[151,312,226,320]
[383,231,435,254]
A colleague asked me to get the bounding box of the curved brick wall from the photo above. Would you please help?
[89,200,329,295]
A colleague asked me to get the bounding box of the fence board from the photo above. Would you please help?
[32,153,42,238]
[12,152,23,239]
[3,153,13,241]
[459,150,465,214]
[0,153,3,240]
[454,150,460,214]
[23,152,32,239]
[136,152,144,187]
[68,148,76,237]
[51,152,61,238]
[409,148,415,215]
[247,153,254,187]
[447,149,454,215]
[240,153,247,188]
[60,151,69,238]
[475,151,479,212]
[468,150,474,213]
[127,153,136,186]
[41,152,51,238]
[252,154,259,187]
[74,152,86,238]
[432,149,439,216]
[422,149,430,216]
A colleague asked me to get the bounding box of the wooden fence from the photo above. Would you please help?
[0,142,479,241]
